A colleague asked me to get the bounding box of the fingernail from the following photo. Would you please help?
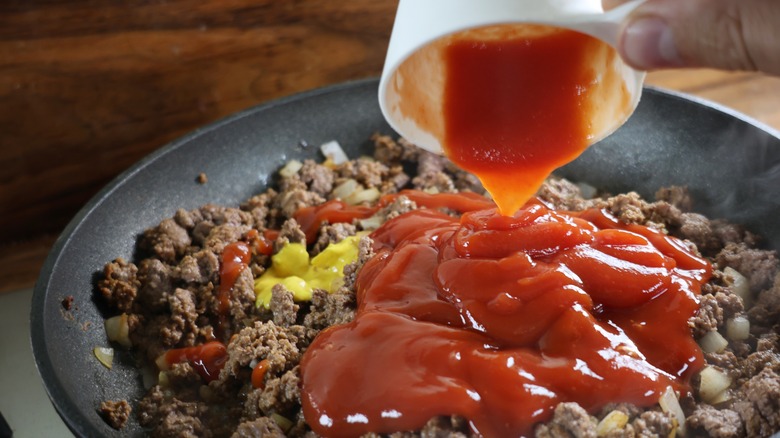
[622,17,682,69]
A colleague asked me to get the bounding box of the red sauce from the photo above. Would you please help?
[294,190,495,244]
[164,341,228,383]
[247,229,278,256]
[443,29,602,216]
[218,241,252,315]
[294,201,376,243]
[251,359,270,389]
[300,193,710,437]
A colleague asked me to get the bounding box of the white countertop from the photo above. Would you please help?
[0,288,73,438]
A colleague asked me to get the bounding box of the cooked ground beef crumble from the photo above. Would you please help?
[98,134,780,437]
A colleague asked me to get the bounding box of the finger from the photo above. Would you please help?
[618,0,780,75]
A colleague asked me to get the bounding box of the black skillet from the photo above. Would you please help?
[30,78,780,437]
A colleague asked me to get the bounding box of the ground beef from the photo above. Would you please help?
[166,288,199,346]
[690,293,724,337]
[100,400,131,430]
[602,192,649,226]
[733,368,780,436]
[412,151,457,193]
[246,368,301,418]
[275,218,306,250]
[372,133,418,163]
[750,273,780,329]
[534,403,597,438]
[302,288,356,331]
[176,249,219,285]
[338,157,390,188]
[373,195,418,223]
[240,190,276,230]
[655,185,693,211]
[143,218,192,263]
[380,164,412,195]
[137,386,210,435]
[688,404,744,438]
[311,222,356,255]
[136,258,175,312]
[341,236,375,292]
[537,177,595,211]
[298,160,335,197]
[632,410,676,437]
[98,258,140,313]
[220,321,306,381]
[716,243,779,293]
[269,285,299,327]
[678,212,721,254]
[231,417,286,438]
[97,136,780,438]
[275,188,325,219]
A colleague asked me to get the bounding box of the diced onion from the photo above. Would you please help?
[105,314,132,348]
[577,182,598,199]
[279,159,303,178]
[141,366,158,389]
[320,140,349,165]
[699,366,732,404]
[423,187,440,195]
[709,388,732,405]
[94,347,114,369]
[723,267,751,305]
[698,330,728,354]
[345,187,380,206]
[726,316,750,341]
[596,410,629,436]
[659,386,686,437]
[358,214,384,231]
[158,371,170,388]
[271,413,294,432]
[331,179,359,200]
[155,354,170,371]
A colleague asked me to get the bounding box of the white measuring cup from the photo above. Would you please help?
[378,0,646,155]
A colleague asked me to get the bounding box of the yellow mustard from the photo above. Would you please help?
[254,234,364,308]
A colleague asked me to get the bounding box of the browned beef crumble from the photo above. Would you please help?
[100,399,132,430]
[97,134,780,437]
[61,294,75,311]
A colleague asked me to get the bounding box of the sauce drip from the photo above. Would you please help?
[164,341,228,383]
[300,193,710,437]
[443,29,601,216]
[247,229,278,256]
[218,241,252,315]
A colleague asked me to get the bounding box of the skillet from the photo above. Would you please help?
[30,78,780,437]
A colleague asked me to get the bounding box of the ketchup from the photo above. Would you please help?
[164,341,228,383]
[218,241,252,315]
[300,193,711,437]
[293,190,495,244]
[443,29,606,216]
[247,229,278,256]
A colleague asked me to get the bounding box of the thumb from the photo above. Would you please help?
[615,0,780,76]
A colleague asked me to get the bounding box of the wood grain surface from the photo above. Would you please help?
[2,1,780,293]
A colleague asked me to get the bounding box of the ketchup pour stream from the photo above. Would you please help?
[444,29,604,216]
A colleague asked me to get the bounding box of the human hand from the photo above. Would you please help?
[603,0,780,76]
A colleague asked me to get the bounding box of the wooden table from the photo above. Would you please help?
[2,0,780,294]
